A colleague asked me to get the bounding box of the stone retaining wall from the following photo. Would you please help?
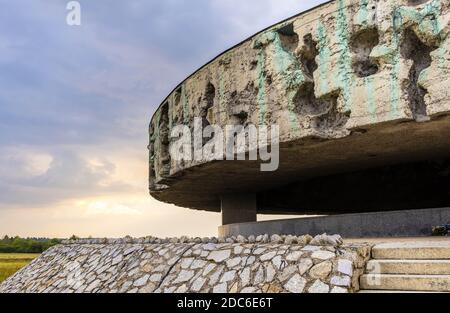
[0,235,371,293]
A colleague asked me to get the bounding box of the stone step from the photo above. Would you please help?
[372,241,450,260]
[360,274,450,292]
[366,260,450,275]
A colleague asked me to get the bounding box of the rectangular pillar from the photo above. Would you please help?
[221,193,257,226]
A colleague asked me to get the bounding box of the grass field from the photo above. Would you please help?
[0,253,39,283]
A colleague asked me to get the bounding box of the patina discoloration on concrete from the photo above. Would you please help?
[148,0,450,213]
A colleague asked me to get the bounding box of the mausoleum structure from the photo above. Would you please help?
[148,0,450,237]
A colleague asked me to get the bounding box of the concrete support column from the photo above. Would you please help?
[221,193,257,226]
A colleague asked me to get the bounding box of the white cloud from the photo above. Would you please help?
[0,147,53,179]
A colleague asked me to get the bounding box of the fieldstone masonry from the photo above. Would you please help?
[0,235,372,293]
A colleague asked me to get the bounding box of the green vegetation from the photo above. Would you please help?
[0,253,39,283]
[0,236,61,253]
[0,236,61,283]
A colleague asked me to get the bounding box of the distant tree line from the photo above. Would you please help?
[0,236,61,253]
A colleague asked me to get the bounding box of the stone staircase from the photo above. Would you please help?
[359,241,450,293]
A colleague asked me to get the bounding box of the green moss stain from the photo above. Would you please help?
[272,34,295,75]
[219,71,226,124]
[356,0,370,26]
[416,0,444,99]
[396,0,441,36]
[357,0,379,120]
[389,0,443,117]
[435,2,447,73]
[335,0,353,111]
[256,50,267,126]
[152,109,162,167]
[149,121,157,163]
[364,76,377,120]
[421,0,441,35]
[388,0,403,119]
[168,96,174,130]
[272,32,304,135]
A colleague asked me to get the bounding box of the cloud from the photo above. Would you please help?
[0,0,327,237]
[0,147,136,208]
[0,147,53,179]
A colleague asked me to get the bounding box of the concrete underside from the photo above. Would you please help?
[154,116,450,214]
[218,207,450,238]
[221,194,257,225]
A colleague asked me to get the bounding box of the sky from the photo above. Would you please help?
[0,0,326,238]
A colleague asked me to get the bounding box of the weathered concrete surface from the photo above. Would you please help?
[148,0,450,214]
[219,207,450,238]
[0,236,371,294]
